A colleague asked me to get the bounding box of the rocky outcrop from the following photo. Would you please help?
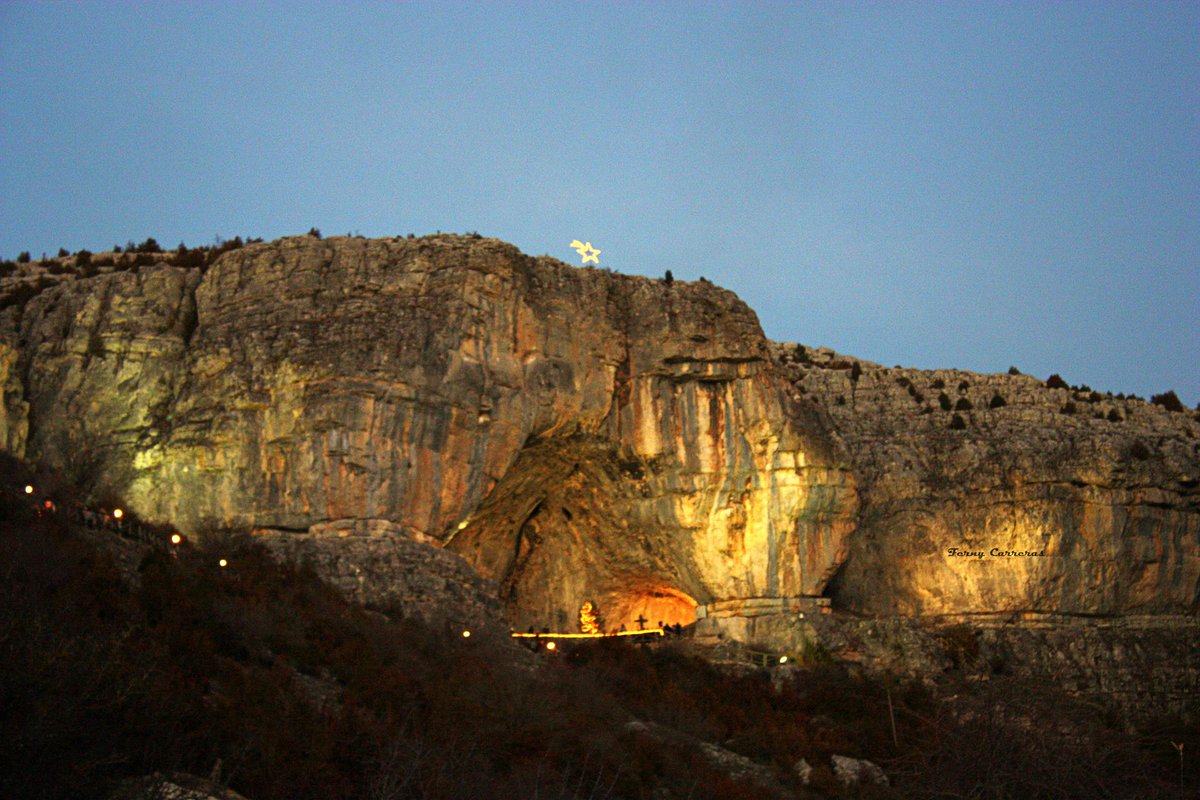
[805,610,1200,724]
[0,235,857,629]
[253,526,505,631]
[623,720,787,797]
[830,755,888,788]
[4,263,200,491]
[774,344,1200,618]
[1,234,1196,652]
[112,772,250,800]
[764,346,1200,723]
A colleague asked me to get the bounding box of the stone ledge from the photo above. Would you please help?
[696,596,830,620]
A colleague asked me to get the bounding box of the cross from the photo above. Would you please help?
[634,614,648,631]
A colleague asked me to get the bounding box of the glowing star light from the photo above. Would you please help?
[570,240,601,265]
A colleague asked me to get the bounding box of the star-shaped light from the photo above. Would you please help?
[570,239,601,265]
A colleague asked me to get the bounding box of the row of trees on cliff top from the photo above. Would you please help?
[0,236,265,311]
[0,226,433,270]
[0,229,467,285]
[1,450,1194,800]
[0,236,253,279]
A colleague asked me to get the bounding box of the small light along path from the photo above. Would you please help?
[17,482,772,661]
[511,629,667,640]
[14,482,187,552]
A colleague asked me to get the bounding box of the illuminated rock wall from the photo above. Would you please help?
[776,344,1200,617]
[1,236,1194,631]
[5,265,200,488]
[0,235,857,627]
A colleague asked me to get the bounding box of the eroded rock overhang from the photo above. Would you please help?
[0,235,859,629]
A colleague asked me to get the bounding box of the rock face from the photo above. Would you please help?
[0,235,857,629]
[805,610,1200,723]
[773,344,1200,618]
[251,523,507,632]
[0,234,1196,652]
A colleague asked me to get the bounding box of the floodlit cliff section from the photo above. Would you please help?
[0,235,857,629]
[1,234,1196,634]
[774,343,1200,618]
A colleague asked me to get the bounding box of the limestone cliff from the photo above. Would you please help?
[2,235,1197,639]
[5,234,1197,727]
[0,235,856,629]
[773,344,1200,618]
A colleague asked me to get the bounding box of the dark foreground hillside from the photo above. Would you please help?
[1,456,1193,800]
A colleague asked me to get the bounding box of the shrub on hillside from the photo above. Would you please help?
[955,397,973,411]
[989,393,1007,409]
[0,277,54,310]
[1151,390,1185,413]
[949,413,967,430]
[1046,374,1069,390]
[169,248,207,270]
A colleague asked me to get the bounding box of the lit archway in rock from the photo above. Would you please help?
[605,582,698,630]
[446,435,706,631]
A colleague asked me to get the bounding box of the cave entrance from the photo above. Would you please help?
[446,434,701,633]
[604,582,697,631]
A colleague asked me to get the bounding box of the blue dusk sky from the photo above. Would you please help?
[1,2,1197,405]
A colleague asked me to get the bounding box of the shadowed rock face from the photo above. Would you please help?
[0,235,857,627]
